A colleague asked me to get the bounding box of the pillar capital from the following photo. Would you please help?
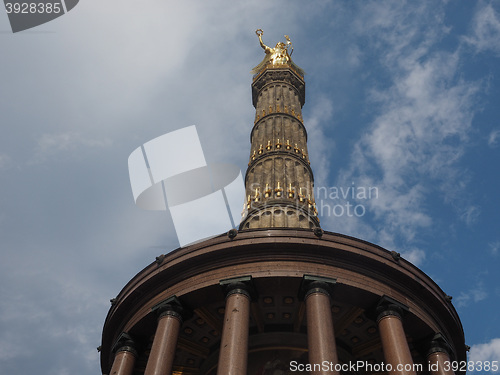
[110,333,138,375]
[376,296,409,322]
[151,295,189,323]
[299,274,337,300]
[251,67,305,107]
[427,333,452,357]
[219,275,255,300]
[111,332,137,357]
[426,334,455,375]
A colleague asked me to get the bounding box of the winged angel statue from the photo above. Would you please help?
[251,29,304,76]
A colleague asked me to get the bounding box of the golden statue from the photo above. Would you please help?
[251,29,304,76]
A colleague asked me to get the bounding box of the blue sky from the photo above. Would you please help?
[1,1,499,374]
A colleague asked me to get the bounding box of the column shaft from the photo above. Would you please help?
[428,351,455,375]
[306,291,339,375]
[378,314,416,375]
[144,312,182,375]
[110,349,136,375]
[217,292,250,375]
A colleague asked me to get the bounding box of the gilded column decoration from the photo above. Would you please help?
[241,29,319,230]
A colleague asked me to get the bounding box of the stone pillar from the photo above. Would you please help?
[302,276,339,375]
[144,297,184,375]
[217,277,252,375]
[427,334,455,375]
[376,298,416,375]
[110,333,137,375]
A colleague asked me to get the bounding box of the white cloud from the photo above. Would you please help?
[401,248,426,267]
[305,96,335,189]
[0,154,11,170]
[37,132,111,152]
[0,339,24,361]
[488,129,500,147]
[460,205,481,226]
[366,51,476,182]
[332,2,479,252]
[469,338,500,373]
[464,3,500,55]
[353,1,448,70]
[489,241,500,256]
[30,132,112,163]
[456,282,488,307]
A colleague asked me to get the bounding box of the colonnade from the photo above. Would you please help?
[107,276,455,375]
